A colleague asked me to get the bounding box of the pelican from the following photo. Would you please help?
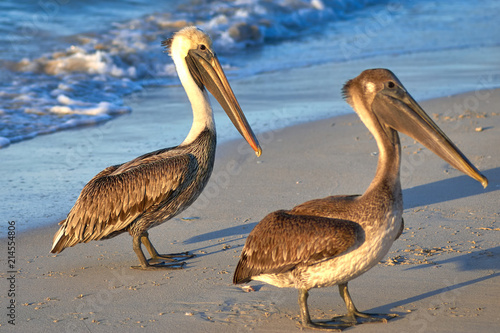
[51,26,261,270]
[233,69,487,330]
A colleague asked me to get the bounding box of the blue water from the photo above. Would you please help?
[0,0,499,148]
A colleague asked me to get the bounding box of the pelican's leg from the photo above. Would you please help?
[331,283,397,325]
[298,289,344,331]
[140,231,195,262]
[131,232,186,270]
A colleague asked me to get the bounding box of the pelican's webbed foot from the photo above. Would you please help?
[150,251,195,262]
[131,260,186,270]
[131,232,195,270]
[305,312,396,331]
[298,289,348,331]
[333,283,398,326]
[329,310,397,326]
[301,320,347,331]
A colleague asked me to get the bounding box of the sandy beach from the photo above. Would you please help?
[1,59,499,332]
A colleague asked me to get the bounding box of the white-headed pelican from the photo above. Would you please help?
[51,26,262,270]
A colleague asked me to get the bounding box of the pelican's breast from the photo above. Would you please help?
[297,209,403,290]
[252,208,403,290]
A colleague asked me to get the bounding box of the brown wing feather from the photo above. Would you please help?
[290,194,360,218]
[51,153,195,253]
[233,210,361,284]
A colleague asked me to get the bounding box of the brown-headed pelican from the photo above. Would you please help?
[51,26,262,270]
[233,69,487,330]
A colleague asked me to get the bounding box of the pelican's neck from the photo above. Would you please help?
[365,127,401,196]
[355,102,401,198]
[173,55,215,146]
[182,88,215,146]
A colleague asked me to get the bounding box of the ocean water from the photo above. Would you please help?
[0,0,499,149]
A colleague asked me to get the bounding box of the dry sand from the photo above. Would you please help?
[0,63,499,332]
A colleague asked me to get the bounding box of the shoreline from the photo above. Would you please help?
[0,84,499,331]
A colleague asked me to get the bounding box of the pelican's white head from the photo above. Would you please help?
[162,26,214,94]
[161,27,262,156]
[165,27,214,84]
[167,26,213,60]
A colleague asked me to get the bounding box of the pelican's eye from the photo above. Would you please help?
[199,44,207,51]
[387,81,396,89]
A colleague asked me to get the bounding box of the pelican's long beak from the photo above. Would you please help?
[186,49,261,157]
[372,88,488,188]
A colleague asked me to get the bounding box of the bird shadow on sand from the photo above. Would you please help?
[369,271,500,315]
[403,166,499,209]
[367,245,500,318]
[182,222,258,255]
[183,222,258,244]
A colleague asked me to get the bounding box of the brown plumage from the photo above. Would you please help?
[51,130,215,269]
[51,26,261,270]
[234,69,487,330]
[234,209,361,283]
[52,130,213,250]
